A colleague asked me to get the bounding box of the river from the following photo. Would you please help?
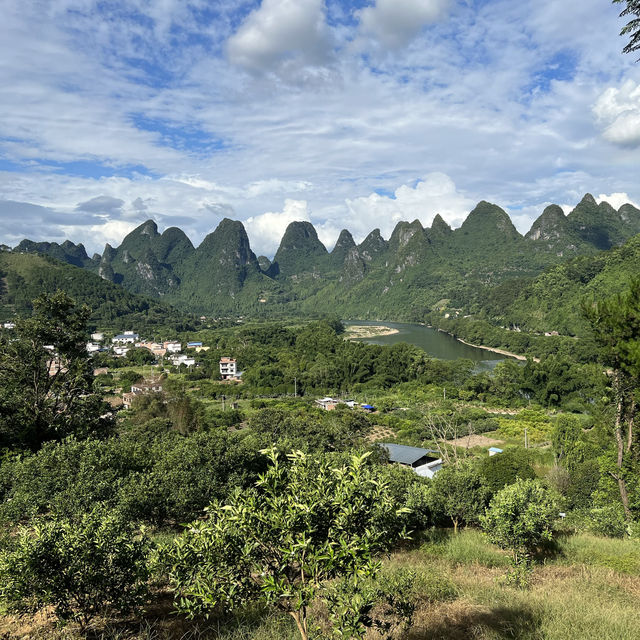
[344,320,509,370]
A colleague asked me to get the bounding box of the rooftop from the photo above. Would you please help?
[379,443,440,466]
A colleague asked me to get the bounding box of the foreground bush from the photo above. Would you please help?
[166,449,410,640]
[0,508,152,628]
[481,479,558,586]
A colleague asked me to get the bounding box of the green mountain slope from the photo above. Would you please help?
[487,233,640,335]
[0,251,191,329]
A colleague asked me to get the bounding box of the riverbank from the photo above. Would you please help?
[343,325,400,340]
[455,337,540,363]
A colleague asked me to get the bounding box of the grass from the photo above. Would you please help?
[555,533,640,574]
[420,528,510,568]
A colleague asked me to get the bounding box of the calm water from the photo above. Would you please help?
[344,320,508,370]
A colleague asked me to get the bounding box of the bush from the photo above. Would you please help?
[428,464,489,532]
[166,449,411,640]
[587,504,629,538]
[481,479,558,586]
[0,508,152,627]
[477,448,536,495]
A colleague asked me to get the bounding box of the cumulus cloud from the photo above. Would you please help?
[593,80,640,148]
[358,0,451,48]
[62,219,139,251]
[344,173,475,241]
[227,0,332,73]
[244,199,311,256]
[596,192,640,210]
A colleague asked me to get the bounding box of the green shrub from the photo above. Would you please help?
[0,508,152,627]
[481,479,558,586]
[477,448,536,495]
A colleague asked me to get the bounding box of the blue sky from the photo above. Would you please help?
[1,0,640,256]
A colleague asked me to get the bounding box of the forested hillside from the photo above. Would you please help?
[0,251,195,330]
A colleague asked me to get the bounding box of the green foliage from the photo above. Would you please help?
[0,428,263,527]
[247,406,369,453]
[614,0,640,55]
[324,566,455,639]
[427,464,490,532]
[0,291,111,450]
[497,410,552,443]
[0,251,192,329]
[0,508,151,627]
[477,448,537,495]
[125,346,156,365]
[551,415,583,465]
[166,449,410,640]
[481,479,559,585]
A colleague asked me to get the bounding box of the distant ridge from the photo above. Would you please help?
[12,194,640,319]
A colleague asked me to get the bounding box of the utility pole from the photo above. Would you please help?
[524,427,528,449]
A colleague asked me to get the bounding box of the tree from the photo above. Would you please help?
[583,282,640,519]
[166,449,409,640]
[0,291,110,450]
[614,1,640,55]
[0,508,151,628]
[477,448,536,495]
[428,464,489,533]
[481,479,558,586]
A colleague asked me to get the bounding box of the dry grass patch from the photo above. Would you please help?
[446,434,504,449]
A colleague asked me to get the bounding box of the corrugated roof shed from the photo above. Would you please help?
[379,443,439,466]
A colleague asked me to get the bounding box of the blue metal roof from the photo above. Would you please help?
[362,404,375,409]
[379,443,440,465]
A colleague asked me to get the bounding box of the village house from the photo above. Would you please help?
[122,378,163,409]
[86,342,101,353]
[170,354,196,367]
[91,332,104,341]
[186,341,203,349]
[219,357,241,380]
[315,397,340,410]
[379,443,443,478]
[163,341,182,353]
[136,341,167,358]
[112,345,130,357]
[315,398,360,411]
[112,331,139,344]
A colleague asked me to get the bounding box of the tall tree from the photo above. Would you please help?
[0,291,110,450]
[614,0,640,55]
[583,281,640,519]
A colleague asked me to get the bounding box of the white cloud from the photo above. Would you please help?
[63,219,139,250]
[244,199,311,256]
[344,173,475,241]
[358,0,450,48]
[227,0,331,73]
[596,192,640,210]
[593,80,640,148]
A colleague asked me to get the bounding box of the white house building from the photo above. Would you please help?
[112,332,139,344]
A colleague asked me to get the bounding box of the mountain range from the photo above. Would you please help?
[9,193,640,320]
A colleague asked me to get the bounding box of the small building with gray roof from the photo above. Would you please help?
[378,443,443,478]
